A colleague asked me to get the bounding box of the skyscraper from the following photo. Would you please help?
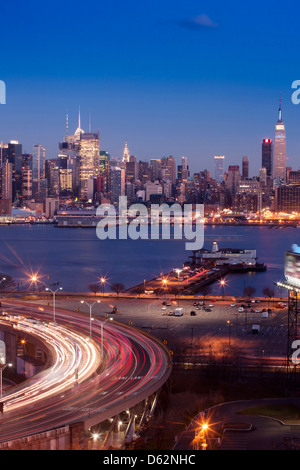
[122,141,130,163]
[214,155,225,183]
[79,131,100,199]
[274,100,286,181]
[262,139,273,178]
[32,144,45,181]
[242,156,249,179]
[109,167,125,206]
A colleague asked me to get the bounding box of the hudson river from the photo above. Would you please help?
[0,223,298,296]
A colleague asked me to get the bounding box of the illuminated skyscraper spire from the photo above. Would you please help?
[274,98,286,181]
[122,140,130,163]
[74,105,84,139]
[278,97,283,123]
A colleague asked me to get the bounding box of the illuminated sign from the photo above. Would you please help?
[285,251,300,288]
[292,244,300,254]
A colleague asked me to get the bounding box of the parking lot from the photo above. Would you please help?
[42,295,289,360]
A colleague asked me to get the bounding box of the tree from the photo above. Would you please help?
[111,283,125,296]
[0,274,15,291]
[88,283,101,295]
[263,287,275,306]
[198,284,212,299]
[244,286,256,298]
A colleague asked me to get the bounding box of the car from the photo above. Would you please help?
[231,303,236,307]
[255,309,261,313]
[162,306,167,310]
[166,303,171,306]
[238,307,244,312]
[193,302,199,306]
[190,311,197,316]
[209,304,214,308]
[168,311,174,316]
[196,306,201,310]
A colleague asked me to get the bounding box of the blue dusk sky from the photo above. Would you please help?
[1,0,300,176]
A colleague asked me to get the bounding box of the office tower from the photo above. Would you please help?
[289,170,300,185]
[181,156,189,181]
[1,160,13,200]
[262,139,273,178]
[126,156,138,183]
[161,156,176,185]
[237,178,262,212]
[274,100,286,181]
[5,140,22,201]
[214,155,225,183]
[242,156,249,179]
[138,161,150,183]
[275,185,300,213]
[22,168,32,199]
[79,131,100,199]
[150,159,162,180]
[45,159,59,197]
[145,181,163,201]
[225,165,241,195]
[109,167,125,206]
[32,144,45,180]
[259,167,267,185]
[100,151,110,174]
[122,141,130,163]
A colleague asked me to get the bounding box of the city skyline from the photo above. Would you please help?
[0,97,297,179]
[1,0,300,176]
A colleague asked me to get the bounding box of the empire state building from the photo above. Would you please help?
[274,100,286,181]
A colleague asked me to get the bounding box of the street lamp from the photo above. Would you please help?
[99,317,113,359]
[0,277,6,297]
[45,286,63,322]
[81,300,101,337]
[100,277,107,297]
[227,320,233,346]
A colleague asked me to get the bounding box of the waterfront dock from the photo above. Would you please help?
[127,241,267,296]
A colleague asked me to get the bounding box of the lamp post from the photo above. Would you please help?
[100,277,106,297]
[227,320,233,346]
[81,300,101,337]
[45,286,63,322]
[220,279,226,298]
[100,317,113,359]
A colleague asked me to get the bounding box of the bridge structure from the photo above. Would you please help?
[0,301,172,450]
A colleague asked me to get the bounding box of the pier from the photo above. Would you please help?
[127,241,267,296]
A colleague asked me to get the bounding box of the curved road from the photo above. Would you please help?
[0,300,171,443]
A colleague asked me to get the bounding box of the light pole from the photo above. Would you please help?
[99,317,113,358]
[81,300,101,337]
[100,277,106,297]
[227,320,233,346]
[46,286,63,322]
[0,277,6,297]
[0,363,12,407]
